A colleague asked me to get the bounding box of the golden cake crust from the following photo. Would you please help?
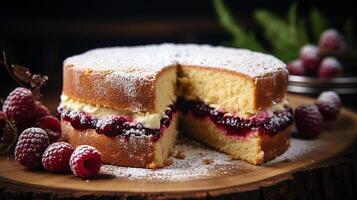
[63,65,176,113]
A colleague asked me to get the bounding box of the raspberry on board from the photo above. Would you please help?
[14,127,50,169]
[42,142,74,173]
[70,145,102,178]
[2,87,37,130]
[294,104,324,139]
[35,115,61,142]
[316,91,342,121]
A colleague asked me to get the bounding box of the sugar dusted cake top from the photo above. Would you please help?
[64,43,286,79]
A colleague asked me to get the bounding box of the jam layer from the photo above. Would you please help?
[177,98,293,137]
[60,105,176,142]
[60,98,293,140]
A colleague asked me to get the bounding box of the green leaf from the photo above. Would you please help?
[254,4,308,61]
[213,0,264,51]
[297,19,309,46]
[310,9,328,41]
[288,3,297,28]
[254,10,294,61]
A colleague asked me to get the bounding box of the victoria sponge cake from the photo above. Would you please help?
[59,44,293,168]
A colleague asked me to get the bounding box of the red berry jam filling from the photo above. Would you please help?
[177,98,293,137]
[59,98,292,140]
[60,105,176,142]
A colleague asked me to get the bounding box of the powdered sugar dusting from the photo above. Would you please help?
[64,44,286,79]
[100,134,331,182]
[175,44,286,77]
[268,135,329,164]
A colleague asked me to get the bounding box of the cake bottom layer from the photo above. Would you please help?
[61,117,178,168]
[180,114,291,165]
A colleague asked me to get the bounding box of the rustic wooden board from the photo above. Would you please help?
[0,94,357,199]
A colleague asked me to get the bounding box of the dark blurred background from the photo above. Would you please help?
[1,0,356,109]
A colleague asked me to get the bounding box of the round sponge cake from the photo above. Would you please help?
[60,44,291,167]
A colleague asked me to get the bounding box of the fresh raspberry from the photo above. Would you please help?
[2,87,37,130]
[14,128,50,169]
[316,91,342,121]
[70,145,102,178]
[0,111,6,130]
[294,104,324,139]
[35,102,51,119]
[287,59,305,76]
[35,115,61,142]
[319,29,347,54]
[318,57,343,79]
[42,142,74,173]
[299,45,321,75]
[45,129,61,143]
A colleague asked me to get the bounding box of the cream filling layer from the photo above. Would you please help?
[60,95,165,129]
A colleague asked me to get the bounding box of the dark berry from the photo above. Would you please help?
[35,102,51,119]
[316,91,342,121]
[165,108,173,120]
[42,142,74,173]
[70,145,102,178]
[160,116,171,127]
[35,115,61,142]
[3,87,37,130]
[318,57,342,79]
[209,109,224,121]
[45,129,61,143]
[96,116,127,136]
[35,115,61,132]
[287,59,305,76]
[62,110,71,121]
[319,29,347,54]
[14,128,50,169]
[294,105,323,139]
[299,45,321,75]
[68,112,94,130]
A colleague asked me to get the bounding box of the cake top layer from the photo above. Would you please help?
[64,43,286,78]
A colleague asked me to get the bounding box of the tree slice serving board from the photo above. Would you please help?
[0,94,357,197]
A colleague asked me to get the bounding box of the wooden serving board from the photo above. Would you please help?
[1,94,357,199]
